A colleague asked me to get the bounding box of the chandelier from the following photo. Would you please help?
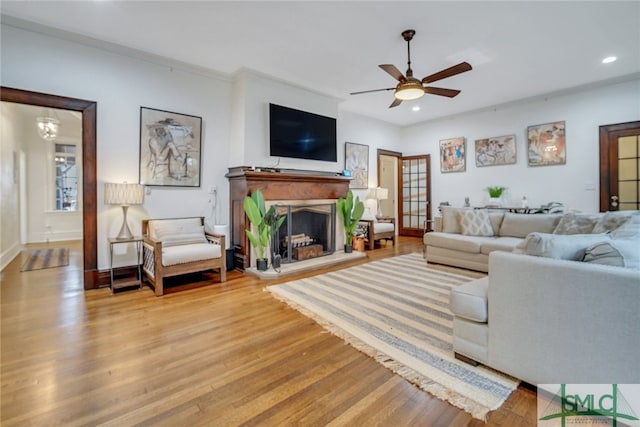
[36,115,60,141]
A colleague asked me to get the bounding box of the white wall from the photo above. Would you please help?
[233,69,343,173]
[401,78,640,214]
[339,111,402,201]
[0,104,21,270]
[1,24,233,269]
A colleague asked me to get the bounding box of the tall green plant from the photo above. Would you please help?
[243,189,285,260]
[337,190,365,246]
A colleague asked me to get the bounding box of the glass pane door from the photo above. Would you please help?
[618,135,640,210]
[400,155,430,237]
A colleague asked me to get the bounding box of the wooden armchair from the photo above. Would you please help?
[142,217,226,296]
[359,217,396,250]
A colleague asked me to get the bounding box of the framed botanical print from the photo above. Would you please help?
[345,142,369,189]
[475,134,517,167]
[527,121,566,167]
[439,137,466,173]
[139,107,202,187]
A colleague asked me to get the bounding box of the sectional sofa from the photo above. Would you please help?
[431,208,640,384]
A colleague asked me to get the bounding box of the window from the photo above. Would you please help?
[54,143,78,211]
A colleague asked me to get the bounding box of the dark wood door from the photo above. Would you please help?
[599,121,640,211]
[399,155,431,237]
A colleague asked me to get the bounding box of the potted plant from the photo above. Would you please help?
[486,186,507,206]
[337,190,365,253]
[243,189,285,271]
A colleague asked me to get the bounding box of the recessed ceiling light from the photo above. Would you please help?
[412,105,421,112]
[602,56,617,64]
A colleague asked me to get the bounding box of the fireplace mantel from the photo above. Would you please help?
[226,167,351,270]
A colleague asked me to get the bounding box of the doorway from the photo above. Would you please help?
[377,149,400,219]
[1,87,98,289]
[377,150,432,237]
[599,121,640,212]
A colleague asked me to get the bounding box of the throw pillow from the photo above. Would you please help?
[591,211,636,234]
[498,213,562,238]
[611,214,640,239]
[553,212,601,234]
[459,209,494,236]
[152,219,208,247]
[516,232,611,261]
[584,240,640,270]
[441,206,465,234]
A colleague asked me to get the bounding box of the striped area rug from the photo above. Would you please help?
[266,252,518,420]
[20,248,69,271]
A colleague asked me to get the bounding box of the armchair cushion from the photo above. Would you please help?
[162,243,222,266]
[150,218,207,247]
[373,222,394,233]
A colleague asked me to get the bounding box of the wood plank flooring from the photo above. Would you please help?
[1,238,538,426]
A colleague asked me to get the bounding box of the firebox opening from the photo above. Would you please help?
[273,203,336,264]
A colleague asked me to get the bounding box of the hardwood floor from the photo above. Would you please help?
[1,238,537,426]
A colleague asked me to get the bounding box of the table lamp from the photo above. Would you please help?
[104,182,144,240]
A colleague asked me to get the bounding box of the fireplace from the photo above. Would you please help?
[273,203,336,264]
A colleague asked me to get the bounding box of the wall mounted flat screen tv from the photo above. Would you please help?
[269,103,337,162]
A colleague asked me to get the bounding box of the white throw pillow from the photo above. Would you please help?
[459,209,494,237]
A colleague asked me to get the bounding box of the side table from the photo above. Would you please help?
[108,236,143,294]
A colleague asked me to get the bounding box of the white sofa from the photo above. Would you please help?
[449,214,640,384]
[424,207,562,272]
[450,251,640,385]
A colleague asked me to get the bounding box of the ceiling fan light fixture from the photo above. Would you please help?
[394,80,424,100]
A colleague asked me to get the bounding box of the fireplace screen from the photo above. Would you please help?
[273,203,336,264]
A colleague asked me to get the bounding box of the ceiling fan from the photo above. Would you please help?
[350,29,472,108]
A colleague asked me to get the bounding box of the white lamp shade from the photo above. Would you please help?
[104,183,144,206]
[376,187,389,200]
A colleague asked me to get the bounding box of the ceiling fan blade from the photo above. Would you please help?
[424,86,461,98]
[350,87,395,95]
[421,62,472,84]
[389,98,402,108]
[379,64,406,82]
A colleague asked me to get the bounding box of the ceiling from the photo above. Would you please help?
[2,1,639,126]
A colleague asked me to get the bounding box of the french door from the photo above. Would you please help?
[400,155,431,237]
[599,121,640,211]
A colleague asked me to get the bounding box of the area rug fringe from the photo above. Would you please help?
[267,289,494,420]
[264,254,517,422]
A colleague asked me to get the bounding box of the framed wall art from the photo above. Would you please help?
[527,121,566,167]
[139,107,202,187]
[345,142,369,189]
[439,137,466,173]
[475,134,517,167]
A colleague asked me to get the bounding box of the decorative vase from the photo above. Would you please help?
[488,197,502,207]
[256,259,268,271]
[344,244,353,254]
